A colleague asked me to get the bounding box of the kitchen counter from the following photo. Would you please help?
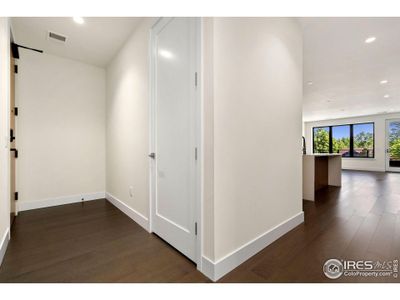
[303,154,342,201]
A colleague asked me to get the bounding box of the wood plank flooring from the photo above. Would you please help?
[220,170,400,283]
[0,200,210,283]
[0,170,399,283]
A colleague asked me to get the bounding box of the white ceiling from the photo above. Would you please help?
[301,17,400,122]
[11,17,143,67]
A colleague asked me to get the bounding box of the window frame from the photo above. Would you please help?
[312,122,375,159]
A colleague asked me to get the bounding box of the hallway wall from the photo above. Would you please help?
[105,18,155,228]
[202,17,304,280]
[16,49,106,210]
[0,17,11,266]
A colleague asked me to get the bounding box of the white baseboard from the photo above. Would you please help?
[200,255,216,281]
[105,192,149,232]
[201,211,304,281]
[0,227,10,267]
[342,166,385,172]
[18,192,106,212]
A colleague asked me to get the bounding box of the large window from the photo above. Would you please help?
[313,127,329,153]
[353,123,374,158]
[313,122,374,158]
[332,125,351,157]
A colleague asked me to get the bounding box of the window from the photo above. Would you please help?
[332,125,350,157]
[353,123,374,158]
[313,127,329,153]
[313,122,374,158]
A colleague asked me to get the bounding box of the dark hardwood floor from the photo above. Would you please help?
[0,170,399,283]
[0,199,210,283]
[219,170,400,283]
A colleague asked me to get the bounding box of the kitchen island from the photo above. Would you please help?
[302,154,342,201]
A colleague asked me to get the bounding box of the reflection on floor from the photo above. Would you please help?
[0,170,399,282]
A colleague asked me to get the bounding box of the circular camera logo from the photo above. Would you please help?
[323,259,344,279]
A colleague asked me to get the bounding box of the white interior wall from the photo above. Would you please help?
[0,17,10,265]
[16,49,106,210]
[304,112,400,172]
[105,18,156,227]
[210,17,303,262]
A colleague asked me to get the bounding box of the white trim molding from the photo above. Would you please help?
[18,192,106,212]
[106,192,149,232]
[342,166,385,172]
[201,211,304,281]
[0,227,10,267]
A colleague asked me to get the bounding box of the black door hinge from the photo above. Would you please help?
[14,192,18,201]
[10,129,15,142]
[195,72,198,87]
[195,222,198,236]
[14,65,18,74]
[14,107,18,116]
[10,148,18,158]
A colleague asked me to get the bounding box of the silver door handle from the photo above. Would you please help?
[148,153,156,159]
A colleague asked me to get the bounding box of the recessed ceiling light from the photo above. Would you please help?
[380,79,388,84]
[384,94,390,98]
[365,36,376,44]
[73,17,84,24]
[307,81,313,85]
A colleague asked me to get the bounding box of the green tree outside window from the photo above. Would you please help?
[313,128,329,153]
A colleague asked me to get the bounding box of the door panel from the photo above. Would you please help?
[151,18,197,262]
[386,119,400,172]
[10,46,17,223]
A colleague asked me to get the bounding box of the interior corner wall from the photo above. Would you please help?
[304,112,400,172]
[105,18,156,226]
[201,17,215,261]
[211,17,304,261]
[0,17,11,265]
[16,50,106,210]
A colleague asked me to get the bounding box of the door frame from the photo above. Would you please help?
[148,17,203,270]
[9,27,18,225]
[9,41,17,222]
[386,118,400,172]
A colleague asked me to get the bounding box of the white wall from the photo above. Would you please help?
[304,112,400,172]
[210,18,303,261]
[16,49,106,210]
[106,18,155,225]
[0,17,10,265]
